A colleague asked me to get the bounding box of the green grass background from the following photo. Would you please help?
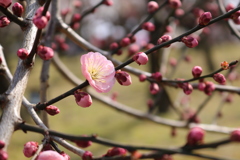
[6,43,240,160]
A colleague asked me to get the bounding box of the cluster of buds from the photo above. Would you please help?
[53,36,69,51]
[157,35,172,48]
[186,127,205,146]
[74,90,92,108]
[151,72,162,82]
[115,70,132,86]
[33,7,51,29]
[0,141,7,160]
[202,81,215,95]
[133,52,148,65]
[225,4,240,24]
[45,105,60,116]
[147,1,159,13]
[103,147,127,157]
[37,45,54,60]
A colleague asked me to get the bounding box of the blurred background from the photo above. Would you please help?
[1,0,240,159]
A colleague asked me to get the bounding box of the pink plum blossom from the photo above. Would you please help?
[81,52,115,93]
[37,150,65,160]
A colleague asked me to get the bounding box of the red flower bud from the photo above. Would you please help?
[150,83,160,95]
[199,12,212,26]
[74,136,92,148]
[230,129,240,142]
[0,16,10,28]
[115,70,132,86]
[110,42,119,50]
[231,10,240,20]
[157,35,172,48]
[72,13,81,23]
[45,105,60,116]
[104,147,127,157]
[182,83,193,95]
[120,37,130,47]
[187,127,205,146]
[37,45,54,60]
[139,74,147,82]
[182,36,198,48]
[103,0,113,6]
[168,0,182,9]
[74,90,92,108]
[133,52,148,65]
[12,2,24,17]
[0,0,11,8]
[204,81,215,95]
[213,73,226,85]
[147,1,159,13]
[192,66,202,78]
[198,82,206,91]
[0,150,8,160]
[142,22,155,32]
[0,141,5,149]
[23,141,38,158]
[33,16,48,29]
[151,72,162,81]
[128,44,139,56]
[82,151,93,160]
[226,4,234,12]
[17,48,29,60]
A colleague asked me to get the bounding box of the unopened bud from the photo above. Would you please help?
[0,0,11,8]
[12,2,24,17]
[37,150,64,160]
[213,73,226,85]
[0,150,8,160]
[0,141,5,149]
[182,83,193,95]
[0,16,10,28]
[23,141,38,158]
[182,36,198,48]
[120,37,130,47]
[198,82,206,91]
[110,42,118,50]
[115,70,132,86]
[82,151,93,160]
[192,66,202,78]
[147,1,159,13]
[226,4,234,12]
[33,16,48,29]
[128,44,139,56]
[133,52,148,65]
[142,22,155,32]
[151,72,162,81]
[187,127,205,146]
[168,0,182,9]
[149,83,160,95]
[74,136,92,148]
[72,13,81,23]
[204,81,215,95]
[157,35,172,48]
[17,48,29,60]
[103,0,113,6]
[230,129,240,142]
[74,90,92,108]
[199,12,212,26]
[139,74,147,82]
[104,147,127,157]
[37,45,54,60]
[45,105,60,116]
